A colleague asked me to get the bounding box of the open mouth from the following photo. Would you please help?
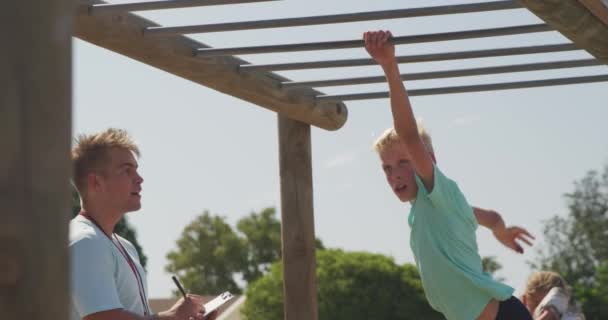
[394,183,407,193]
[130,192,141,197]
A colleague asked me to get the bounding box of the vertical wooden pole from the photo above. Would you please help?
[0,0,73,319]
[278,115,318,320]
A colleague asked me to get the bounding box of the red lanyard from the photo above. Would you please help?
[79,212,150,315]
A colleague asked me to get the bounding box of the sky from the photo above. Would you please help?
[73,0,608,298]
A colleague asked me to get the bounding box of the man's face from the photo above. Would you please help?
[379,143,418,202]
[96,148,144,213]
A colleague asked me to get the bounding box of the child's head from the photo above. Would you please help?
[523,271,568,313]
[374,123,435,202]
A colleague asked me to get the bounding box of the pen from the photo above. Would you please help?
[171,275,188,300]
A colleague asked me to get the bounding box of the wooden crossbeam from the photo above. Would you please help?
[75,0,348,131]
[518,0,608,64]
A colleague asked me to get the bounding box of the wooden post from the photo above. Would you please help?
[278,116,318,320]
[0,0,73,319]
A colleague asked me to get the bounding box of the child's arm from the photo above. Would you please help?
[364,30,435,192]
[473,207,535,254]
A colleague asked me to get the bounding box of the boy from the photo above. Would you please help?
[365,30,535,320]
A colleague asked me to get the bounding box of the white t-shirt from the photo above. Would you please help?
[69,215,150,320]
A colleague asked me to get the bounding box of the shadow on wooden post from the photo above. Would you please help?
[0,0,73,318]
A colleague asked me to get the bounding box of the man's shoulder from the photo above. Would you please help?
[69,217,105,248]
[114,234,137,255]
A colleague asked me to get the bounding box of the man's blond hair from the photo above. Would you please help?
[373,121,434,155]
[524,271,568,301]
[72,128,140,196]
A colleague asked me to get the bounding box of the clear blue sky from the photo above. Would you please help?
[73,0,608,298]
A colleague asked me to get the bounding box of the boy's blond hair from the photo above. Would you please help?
[524,271,568,302]
[72,128,140,196]
[374,121,434,155]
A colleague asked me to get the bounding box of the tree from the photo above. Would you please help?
[166,207,325,295]
[532,165,608,319]
[237,208,282,284]
[71,188,148,268]
[482,256,504,282]
[243,249,443,320]
[165,212,246,295]
[571,261,608,319]
[237,207,325,284]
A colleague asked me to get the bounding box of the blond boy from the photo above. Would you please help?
[366,30,535,320]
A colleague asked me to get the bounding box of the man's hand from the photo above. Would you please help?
[364,30,396,68]
[158,294,206,320]
[493,226,534,254]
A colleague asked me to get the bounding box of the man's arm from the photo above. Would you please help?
[84,308,165,320]
[364,30,435,191]
[473,207,535,254]
[83,295,216,320]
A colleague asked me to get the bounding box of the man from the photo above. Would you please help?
[70,128,216,320]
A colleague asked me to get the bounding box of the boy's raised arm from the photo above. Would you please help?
[364,30,435,191]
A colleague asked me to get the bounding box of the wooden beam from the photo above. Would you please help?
[518,0,608,64]
[578,0,608,26]
[0,0,72,319]
[278,116,317,320]
[74,0,347,131]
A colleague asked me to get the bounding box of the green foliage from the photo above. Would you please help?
[165,207,325,295]
[237,208,282,283]
[571,262,608,319]
[482,256,504,282]
[243,249,443,320]
[532,165,608,319]
[71,188,147,269]
[165,211,246,295]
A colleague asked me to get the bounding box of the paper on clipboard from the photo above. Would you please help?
[203,291,234,316]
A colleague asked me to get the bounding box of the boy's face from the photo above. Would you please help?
[379,142,418,202]
[93,147,144,213]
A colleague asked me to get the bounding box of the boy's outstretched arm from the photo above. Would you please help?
[364,30,435,192]
[473,207,535,254]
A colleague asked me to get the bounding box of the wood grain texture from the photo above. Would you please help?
[578,0,608,26]
[74,0,348,131]
[518,0,608,64]
[0,0,72,319]
[278,116,318,320]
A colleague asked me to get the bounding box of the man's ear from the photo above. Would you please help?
[86,172,101,193]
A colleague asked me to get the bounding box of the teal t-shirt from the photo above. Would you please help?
[409,165,513,320]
